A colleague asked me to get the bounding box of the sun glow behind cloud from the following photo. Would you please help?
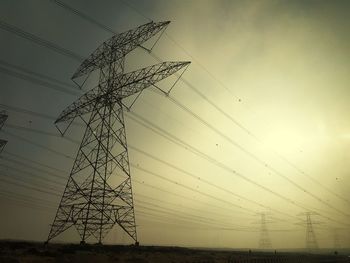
[0,0,350,249]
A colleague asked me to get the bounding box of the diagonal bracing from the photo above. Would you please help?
[47,21,190,244]
[0,111,8,153]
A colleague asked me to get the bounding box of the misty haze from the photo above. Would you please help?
[0,0,349,262]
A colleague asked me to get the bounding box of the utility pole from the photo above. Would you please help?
[46,21,190,245]
[0,111,8,153]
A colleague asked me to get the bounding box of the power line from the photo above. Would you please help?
[129,145,298,220]
[50,0,116,34]
[6,124,80,145]
[0,103,57,121]
[0,188,58,207]
[5,121,302,223]
[0,19,83,61]
[0,173,264,233]
[118,0,240,103]
[0,191,205,231]
[3,147,256,223]
[2,117,265,216]
[7,191,239,233]
[1,12,346,213]
[1,14,348,228]
[0,169,246,231]
[3,103,349,227]
[0,162,65,186]
[128,111,307,209]
[4,150,67,174]
[134,192,252,222]
[133,179,253,220]
[2,130,74,159]
[122,0,350,209]
[0,193,55,212]
[131,162,255,214]
[135,198,251,230]
[0,176,61,197]
[1,146,344,237]
[5,123,262,218]
[116,0,350,210]
[2,121,253,219]
[1,189,262,234]
[6,121,292,219]
[0,100,270,237]
[118,0,152,23]
[4,144,264,223]
[126,111,350,226]
[151,91,350,218]
[6,104,348,228]
[0,64,80,96]
[0,59,76,89]
[3,146,256,227]
[1,154,67,181]
[14,0,344,215]
[0,170,63,194]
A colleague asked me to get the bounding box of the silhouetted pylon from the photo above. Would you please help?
[258,212,272,249]
[298,212,320,251]
[46,21,190,245]
[333,228,341,250]
[0,111,8,153]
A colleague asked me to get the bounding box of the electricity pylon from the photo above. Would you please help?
[46,21,190,245]
[257,212,272,249]
[332,228,342,250]
[298,212,320,251]
[0,111,8,153]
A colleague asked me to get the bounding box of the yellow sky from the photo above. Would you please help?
[0,0,349,249]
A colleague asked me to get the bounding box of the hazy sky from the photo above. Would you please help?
[0,0,349,249]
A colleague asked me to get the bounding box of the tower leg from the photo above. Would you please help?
[47,101,137,243]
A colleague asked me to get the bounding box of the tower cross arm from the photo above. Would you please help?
[72,21,170,79]
[111,61,191,99]
[0,112,8,130]
[55,61,190,126]
[54,87,101,125]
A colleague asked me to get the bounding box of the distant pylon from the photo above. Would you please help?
[333,228,341,250]
[299,212,319,251]
[0,111,8,153]
[258,212,272,249]
[46,21,190,245]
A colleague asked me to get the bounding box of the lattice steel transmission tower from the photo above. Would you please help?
[299,212,319,251]
[0,111,8,153]
[46,21,190,244]
[258,212,272,249]
[332,228,342,250]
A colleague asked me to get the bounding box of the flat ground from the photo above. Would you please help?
[0,241,349,263]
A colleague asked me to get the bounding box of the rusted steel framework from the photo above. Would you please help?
[0,111,8,153]
[47,21,190,244]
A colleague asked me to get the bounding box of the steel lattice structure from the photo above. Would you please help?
[72,21,170,80]
[47,21,190,244]
[258,213,272,249]
[0,111,8,153]
[297,212,320,252]
[304,212,319,251]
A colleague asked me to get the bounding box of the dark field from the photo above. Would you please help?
[0,241,349,263]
